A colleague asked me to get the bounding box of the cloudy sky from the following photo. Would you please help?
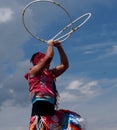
[0,0,117,130]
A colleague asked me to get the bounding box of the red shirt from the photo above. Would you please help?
[25,70,56,104]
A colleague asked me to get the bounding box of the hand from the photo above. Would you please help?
[54,41,61,48]
[47,39,54,46]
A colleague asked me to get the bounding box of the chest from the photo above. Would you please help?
[40,74,52,86]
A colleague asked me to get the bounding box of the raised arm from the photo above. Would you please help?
[29,40,54,77]
[51,41,69,78]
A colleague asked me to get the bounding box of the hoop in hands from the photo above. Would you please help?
[22,0,73,43]
[22,0,91,43]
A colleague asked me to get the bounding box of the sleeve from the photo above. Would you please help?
[24,73,29,80]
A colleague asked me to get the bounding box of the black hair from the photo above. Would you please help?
[30,52,39,63]
[52,80,59,110]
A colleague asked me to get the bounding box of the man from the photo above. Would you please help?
[25,39,69,130]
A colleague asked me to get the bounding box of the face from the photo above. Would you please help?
[35,57,50,70]
[33,52,45,65]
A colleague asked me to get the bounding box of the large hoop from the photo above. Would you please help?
[53,13,92,41]
[22,0,73,43]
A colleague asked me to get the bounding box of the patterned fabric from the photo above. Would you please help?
[29,109,85,130]
[29,116,38,130]
[25,70,56,104]
[41,109,84,130]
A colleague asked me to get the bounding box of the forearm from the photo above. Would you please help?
[57,45,69,68]
[46,44,54,59]
[45,40,54,59]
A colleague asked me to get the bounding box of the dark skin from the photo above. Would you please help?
[29,39,69,78]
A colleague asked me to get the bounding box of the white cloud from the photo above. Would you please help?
[0,8,14,23]
[108,45,117,55]
[67,80,83,90]
[79,81,98,95]
[94,44,117,60]
[60,91,77,102]
[58,76,117,104]
[0,101,30,130]
[58,78,98,103]
[67,79,98,95]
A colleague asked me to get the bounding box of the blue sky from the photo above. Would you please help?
[0,0,117,130]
